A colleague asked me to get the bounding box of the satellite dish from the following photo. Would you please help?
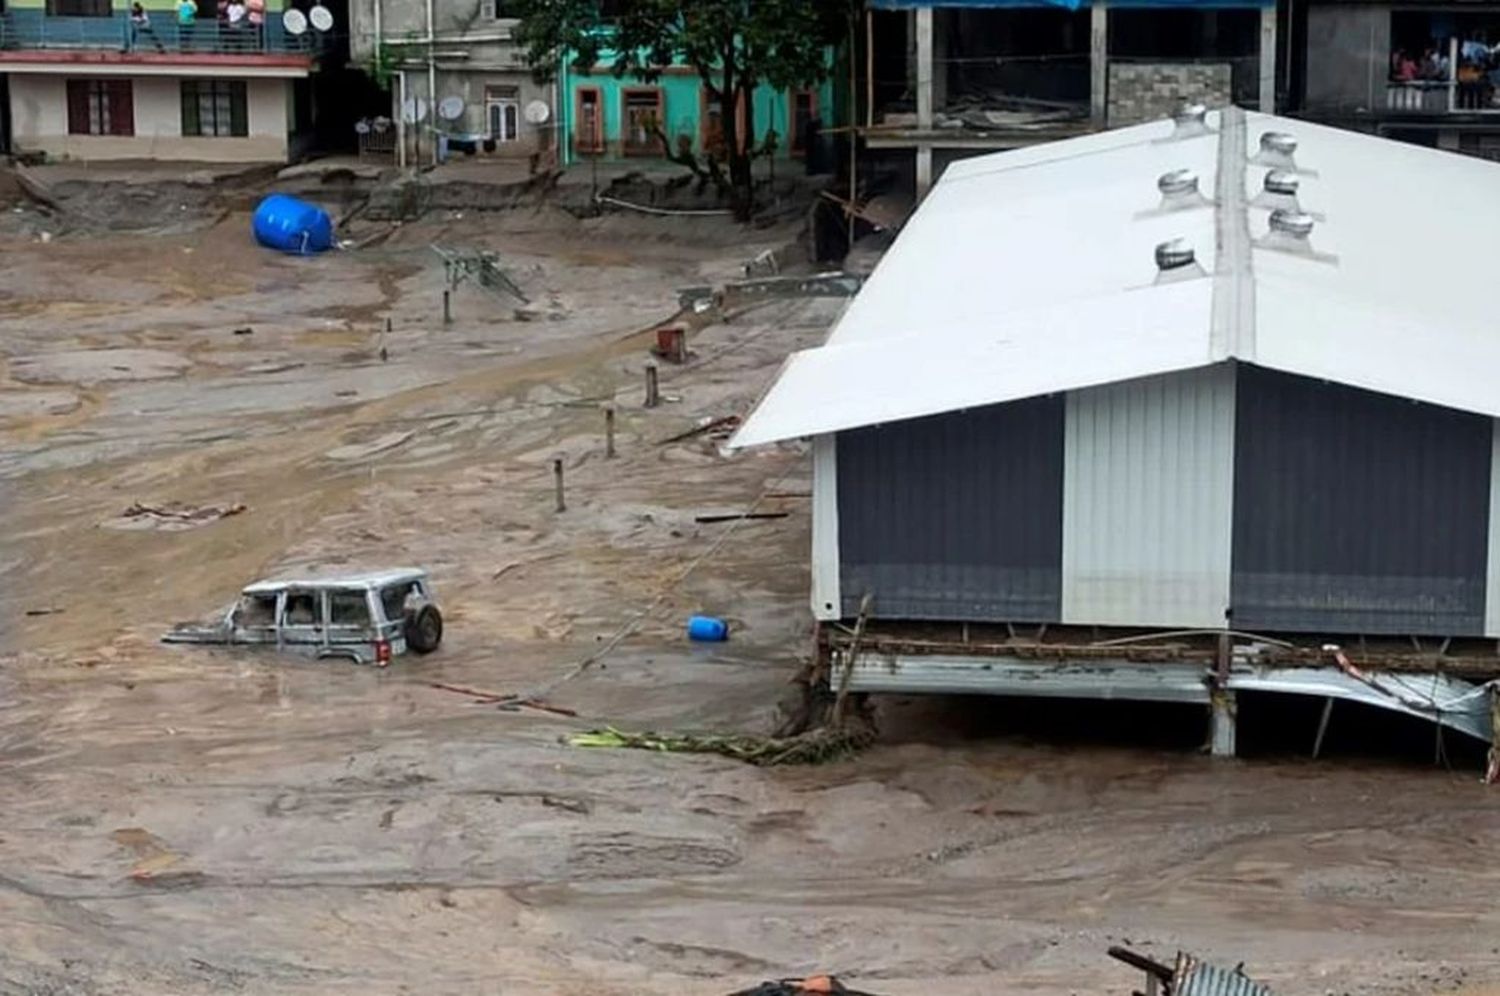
[401,97,428,124]
[308,3,333,31]
[354,119,371,135]
[281,8,307,34]
[523,100,551,125]
[437,95,465,121]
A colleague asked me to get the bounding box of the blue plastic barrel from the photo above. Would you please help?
[687,615,729,642]
[252,194,334,255]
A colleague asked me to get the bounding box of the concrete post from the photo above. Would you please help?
[1210,690,1237,758]
[916,145,934,197]
[552,457,565,513]
[916,7,934,131]
[644,363,660,408]
[1259,3,1277,113]
[1091,0,1109,126]
[604,405,616,458]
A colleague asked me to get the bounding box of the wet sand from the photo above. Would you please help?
[1,211,1498,995]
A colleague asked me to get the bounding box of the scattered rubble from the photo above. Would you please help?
[104,501,247,532]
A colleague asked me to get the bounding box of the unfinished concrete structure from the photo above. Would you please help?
[866,0,1279,195]
[734,106,1500,765]
[346,0,554,167]
[1294,0,1500,160]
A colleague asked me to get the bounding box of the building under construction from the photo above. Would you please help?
[733,105,1500,770]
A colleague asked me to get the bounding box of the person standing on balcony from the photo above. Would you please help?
[130,3,165,52]
[226,0,247,51]
[176,0,197,51]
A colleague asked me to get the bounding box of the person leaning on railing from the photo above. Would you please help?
[129,2,165,53]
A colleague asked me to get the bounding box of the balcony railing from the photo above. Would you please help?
[1385,80,1500,114]
[0,10,316,56]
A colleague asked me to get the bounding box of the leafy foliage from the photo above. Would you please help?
[513,0,853,218]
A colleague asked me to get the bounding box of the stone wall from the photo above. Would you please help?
[1107,63,1234,127]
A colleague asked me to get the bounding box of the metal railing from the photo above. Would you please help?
[1385,80,1500,114]
[0,10,316,55]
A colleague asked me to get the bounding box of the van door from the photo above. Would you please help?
[326,587,377,650]
[278,588,325,651]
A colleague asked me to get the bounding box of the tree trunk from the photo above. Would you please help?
[721,83,755,222]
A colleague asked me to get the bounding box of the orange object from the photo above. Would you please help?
[800,977,837,994]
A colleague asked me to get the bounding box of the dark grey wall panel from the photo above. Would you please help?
[837,395,1065,622]
[1231,365,1492,636]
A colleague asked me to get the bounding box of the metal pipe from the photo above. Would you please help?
[426,0,437,166]
[395,69,408,170]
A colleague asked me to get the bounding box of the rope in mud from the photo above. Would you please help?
[531,456,802,700]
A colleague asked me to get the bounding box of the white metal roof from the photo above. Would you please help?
[731,109,1500,448]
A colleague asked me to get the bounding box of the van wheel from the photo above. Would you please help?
[406,605,443,654]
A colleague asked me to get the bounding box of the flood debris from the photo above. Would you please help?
[428,681,577,717]
[106,501,247,532]
[567,725,873,767]
[658,414,742,445]
[728,976,884,996]
[1109,946,1277,996]
[695,511,789,524]
[431,243,528,303]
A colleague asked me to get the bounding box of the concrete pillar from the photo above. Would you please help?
[1210,690,1238,758]
[1091,0,1109,126]
[932,8,948,114]
[916,6,934,131]
[916,144,934,198]
[1259,3,1277,113]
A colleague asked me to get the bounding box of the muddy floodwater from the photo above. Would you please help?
[1,211,1498,996]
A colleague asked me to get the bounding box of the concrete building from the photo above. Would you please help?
[346,0,554,168]
[865,0,1279,194]
[0,0,319,162]
[1294,0,1500,159]
[732,106,1500,762]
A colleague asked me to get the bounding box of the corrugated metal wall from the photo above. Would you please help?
[836,395,1065,621]
[1487,421,1500,637]
[1230,365,1493,636]
[1062,365,1237,628]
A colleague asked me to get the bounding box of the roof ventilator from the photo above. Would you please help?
[1248,169,1325,220]
[1154,237,1206,283]
[1249,131,1316,175]
[1254,209,1336,262]
[1155,168,1211,211]
[1165,102,1212,140]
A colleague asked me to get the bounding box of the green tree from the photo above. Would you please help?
[514,0,851,220]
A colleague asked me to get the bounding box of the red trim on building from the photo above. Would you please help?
[0,49,311,69]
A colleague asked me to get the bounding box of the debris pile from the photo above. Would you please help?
[567,724,874,767]
[106,501,247,532]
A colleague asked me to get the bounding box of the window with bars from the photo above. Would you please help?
[66,80,133,136]
[181,80,248,137]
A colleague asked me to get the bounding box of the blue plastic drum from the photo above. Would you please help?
[687,615,729,642]
[252,194,334,255]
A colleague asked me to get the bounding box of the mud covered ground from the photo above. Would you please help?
[1,206,1498,996]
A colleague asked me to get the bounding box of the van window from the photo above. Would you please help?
[283,591,322,626]
[329,590,371,626]
[380,583,417,621]
[233,593,277,627]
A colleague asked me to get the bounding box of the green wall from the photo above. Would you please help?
[561,55,837,165]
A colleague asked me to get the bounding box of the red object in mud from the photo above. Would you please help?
[653,325,687,363]
[374,640,392,666]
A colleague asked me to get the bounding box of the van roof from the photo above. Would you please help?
[242,568,427,594]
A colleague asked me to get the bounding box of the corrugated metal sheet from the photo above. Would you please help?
[1062,364,1236,628]
[1175,953,1277,996]
[1230,365,1492,636]
[836,395,1064,622]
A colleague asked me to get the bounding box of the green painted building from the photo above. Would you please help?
[559,49,837,165]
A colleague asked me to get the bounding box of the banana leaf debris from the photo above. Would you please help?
[567,725,873,767]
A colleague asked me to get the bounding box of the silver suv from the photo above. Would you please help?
[164,568,443,665]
